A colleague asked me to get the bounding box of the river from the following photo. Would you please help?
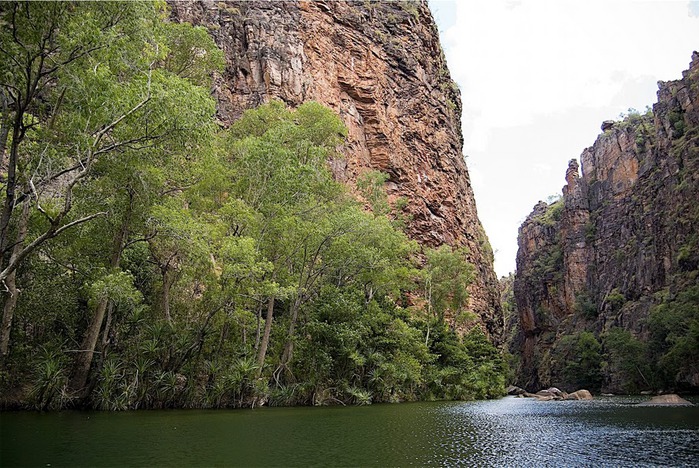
[1,396,698,467]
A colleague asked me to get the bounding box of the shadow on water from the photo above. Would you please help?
[1,396,698,467]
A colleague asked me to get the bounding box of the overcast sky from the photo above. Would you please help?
[427,0,699,277]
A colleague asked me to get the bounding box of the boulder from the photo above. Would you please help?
[601,120,615,131]
[637,394,693,406]
[507,385,526,396]
[564,389,593,400]
[536,387,564,398]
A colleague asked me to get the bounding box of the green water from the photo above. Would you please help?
[2,396,698,467]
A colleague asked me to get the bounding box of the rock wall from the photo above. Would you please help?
[513,52,699,392]
[167,0,502,339]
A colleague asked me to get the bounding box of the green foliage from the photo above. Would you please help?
[531,244,563,283]
[668,110,686,137]
[575,292,598,319]
[677,238,698,271]
[602,328,651,393]
[556,331,602,391]
[0,31,507,410]
[398,0,420,20]
[423,325,506,400]
[160,22,225,86]
[585,221,597,243]
[606,288,626,312]
[648,285,699,389]
[477,225,494,264]
[87,271,143,309]
[534,199,564,226]
[423,245,475,321]
[357,170,390,216]
[29,348,69,411]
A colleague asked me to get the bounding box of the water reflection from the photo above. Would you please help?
[1,396,697,467]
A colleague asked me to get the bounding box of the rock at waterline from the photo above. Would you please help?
[564,390,593,400]
[516,388,593,400]
[537,387,564,397]
[637,394,693,406]
[507,385,526,395]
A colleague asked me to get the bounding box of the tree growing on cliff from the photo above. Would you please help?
[423,245,474,323]
[556,331,602,391]
[648,286,699,390]
[602,327,651,393]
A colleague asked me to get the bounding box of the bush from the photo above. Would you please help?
[606,289,626,312]
[603,328,651,393]
[575,293,598,319]
[648,286,699,389]
[557,331,602,391]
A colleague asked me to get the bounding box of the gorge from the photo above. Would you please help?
[1,0,697,417]
[509,52,699,395]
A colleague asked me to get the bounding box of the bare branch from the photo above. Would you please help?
[124,232,157,249]
[29,178,54,224]
[0,211,107,283]
[53,212,107,237]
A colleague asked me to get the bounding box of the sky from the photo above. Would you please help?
[427,0,699,277]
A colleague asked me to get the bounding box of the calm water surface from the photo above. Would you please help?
[1,396,698,467]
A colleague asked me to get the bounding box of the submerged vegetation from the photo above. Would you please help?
[0,1,505,410]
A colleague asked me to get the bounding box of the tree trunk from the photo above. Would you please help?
[217,320,230,354]
[0,199,30,362]
[100,302,115,349]
[161,268,173,324]
[68,295,110,394]
[69,198,132,395]
[0,116,23,257]
[0,90,11,172]
[280,295,303,367]
[254,301,263,352]
[255,296,274,375]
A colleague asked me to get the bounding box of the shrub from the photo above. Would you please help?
[603,328,651,393]
[557,331,602,391]
[648,286,699,389]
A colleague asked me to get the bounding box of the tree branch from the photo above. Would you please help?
[0,211,106,283]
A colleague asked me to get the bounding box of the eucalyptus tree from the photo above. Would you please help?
[422,245,475,344]
[224,101,349,373]
[0,1,224,389]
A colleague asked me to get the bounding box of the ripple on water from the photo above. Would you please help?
[1,397,697,467]
[431,396,699,467]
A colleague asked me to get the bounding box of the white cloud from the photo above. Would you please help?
[431,0,699,275]
[447,0,698,131]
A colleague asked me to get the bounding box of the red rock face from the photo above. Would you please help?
[512,52,699,392]
[167,0,503,339]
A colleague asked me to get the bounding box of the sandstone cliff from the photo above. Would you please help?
[512,52,699,393]
[168,0,502,339]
